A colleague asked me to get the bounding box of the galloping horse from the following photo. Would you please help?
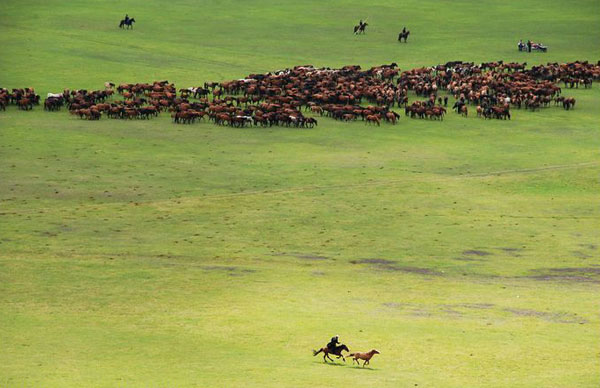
[398,30,410,42]
[354,22,368,35]
[119,17,136,29]
[313,344,350,362]
[349,349,380,367]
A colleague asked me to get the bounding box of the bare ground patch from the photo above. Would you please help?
[350,258,396,265]
[497,247,523,257]
[381,302,585,323]
[202,265,257,275]
[463,250,492,256]
[503,308,586,324]
[271,252,330,260]
[452,257,482,262]
[526,267,600,284]
[351,258,441,276]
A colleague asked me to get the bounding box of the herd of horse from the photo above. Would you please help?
[1,60,597,127]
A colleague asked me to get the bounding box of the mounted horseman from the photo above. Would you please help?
[119,14,136,29]
[354,19,368,35]
[313,335,350,362]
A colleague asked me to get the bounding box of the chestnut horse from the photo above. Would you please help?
[313,344,350,362]
[349,349,380,367]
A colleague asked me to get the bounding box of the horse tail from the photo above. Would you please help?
[313,348,322,356]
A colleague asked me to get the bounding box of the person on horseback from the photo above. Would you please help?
[402,26,406,34]
[327,335,340,352]
[124,14,130,24]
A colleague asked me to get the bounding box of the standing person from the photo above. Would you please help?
[518,39,524,51]
[527,40,532,53]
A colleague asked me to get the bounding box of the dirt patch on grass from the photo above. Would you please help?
[550,267,600,274]
[498,247,522,257]
[382,302,410,309]
[350,258,396,265]
[271,252,330,260]
[381,302,584,323]
[452,257,482,262]
[463,250,492,256]
[390,266,442,275]
[526,267,600,284]
[450,303,495,309]
[499,247,522,253]
[293,254,329,260]
[571,250,593,259]
[202,265,256,274]
[352,259,441,276]
[503,308,586,324]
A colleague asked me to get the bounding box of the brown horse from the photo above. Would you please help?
[313,344,350,362]
[366,114,380,126]
[18,98,33,110]
[349,349,380,367]
[562,97,576,110]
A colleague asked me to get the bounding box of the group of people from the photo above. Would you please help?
[518,39,547,52]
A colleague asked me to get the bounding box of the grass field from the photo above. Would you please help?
[1,0,600,386]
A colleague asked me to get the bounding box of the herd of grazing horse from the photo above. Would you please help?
[1,60,598,127]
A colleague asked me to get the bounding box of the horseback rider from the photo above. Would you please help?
[124,14,130,24]
[402,26,407,34]
[327,335,340,352]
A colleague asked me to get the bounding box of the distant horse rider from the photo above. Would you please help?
[124,14,130,24]
[402,26,406,34]
[327,335,340,353]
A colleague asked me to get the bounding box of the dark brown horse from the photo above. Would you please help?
[313,344,350,362]
[398,30,410,42]
[354,22,368,35]
[119,17,135,29]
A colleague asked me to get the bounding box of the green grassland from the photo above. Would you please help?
[1,0,599,386]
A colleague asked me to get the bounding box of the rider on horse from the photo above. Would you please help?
[124,14,130,24]
[327,335,340,352]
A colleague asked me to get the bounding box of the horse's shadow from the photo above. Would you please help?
[349,365,376,371]
[312,361,346,367]
[312,361,377,370]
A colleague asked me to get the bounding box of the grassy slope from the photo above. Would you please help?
[1,0,599,387]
